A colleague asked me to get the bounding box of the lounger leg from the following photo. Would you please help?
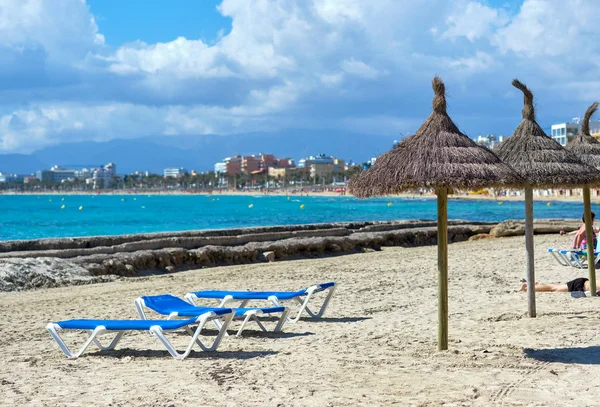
[150,312,234,360]
[193,312,234,350]
[557,252,570,266]
[134,298,147,319]
[216,295,234,308]
[47,324,118,359]
[274,308,290,332]
[210,318,230,337]
[283,285,337,323]
[253,316,267,332]
[304,285,337,318]
[235,310,262,336]
[150,326,188,360]
[550,251,569,267]
[236,308,289,335]
[571,253,585,269]
[92,332,124,351]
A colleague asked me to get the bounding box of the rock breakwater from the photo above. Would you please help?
[0,219,580,291]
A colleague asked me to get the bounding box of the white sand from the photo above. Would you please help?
[1,233,600,406]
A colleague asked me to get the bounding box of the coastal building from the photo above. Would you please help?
[260,154,278,168]
[214,155,242,175]
[214,162,227,174]
[551,121,579,146]
[298,154,345,179]
[163,167,187,178]
[475,134,504,149]
[278,158,295,168]
[0,172,24,183]
[589,120,600,141]
[92,163,117,188]
[36,170,54,182]
[241,155,261,173]
[548,116,600,146]
[268,167,295,179]
[48,166,77,183]
[215,154,295,176]
[130,171,149,178]
[32,163,117,187]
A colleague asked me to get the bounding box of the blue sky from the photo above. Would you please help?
[1,0,600,154]
[87,0,231,46]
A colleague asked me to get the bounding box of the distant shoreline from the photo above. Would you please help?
[0,189,592,202]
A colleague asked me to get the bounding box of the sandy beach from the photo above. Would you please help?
[1,233,599,406]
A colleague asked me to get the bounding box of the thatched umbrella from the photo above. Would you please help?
[566,102,600,296]
[349,76,523,350]
[495,80,600,316]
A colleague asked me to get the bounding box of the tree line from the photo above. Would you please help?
[0,167,364,192]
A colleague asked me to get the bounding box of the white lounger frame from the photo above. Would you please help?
[185,283,337,324]
[134,297,289,337]
[548,248,600,269]
[46,311,234,360]
[548,248,573,267]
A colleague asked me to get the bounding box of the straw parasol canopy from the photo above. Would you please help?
[349,77,523,198]
[494,80,599,187]
[348,76,522,351]
[566,102,600,169]
[495,80,600,317]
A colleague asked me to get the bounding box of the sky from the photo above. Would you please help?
[1,0,600,154]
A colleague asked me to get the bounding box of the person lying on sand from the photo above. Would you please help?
[519,277,595,294]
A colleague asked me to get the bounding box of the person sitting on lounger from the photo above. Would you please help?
[519,277,592,293]
[573,212,598,250]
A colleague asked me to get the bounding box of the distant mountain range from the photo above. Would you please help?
[0,130,395,174]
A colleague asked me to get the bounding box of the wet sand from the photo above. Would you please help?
[1,233,599,406]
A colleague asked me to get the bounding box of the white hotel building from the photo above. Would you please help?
[551,118,600,146]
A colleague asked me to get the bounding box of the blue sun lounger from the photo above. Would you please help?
[134,294,290,336]
[547,248,600,269]
[185,282,336,323]
[47,308,234,360]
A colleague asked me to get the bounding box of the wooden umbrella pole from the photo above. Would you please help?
[525,188,536,317]
[583,187,597,296]
[436,187,449,350]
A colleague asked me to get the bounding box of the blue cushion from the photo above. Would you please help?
[141,294,228,316]
[55,317,200,331]
[191,290,306,300]
[190,282,335,301]
[316,282,335,291]
[142,294,285,317]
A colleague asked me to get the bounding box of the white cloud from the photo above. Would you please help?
[341,58,382,79]
[2,0,600,155]
[319,72,344,85]
[0,0,103,63]
[445,51,495,74]
[107,37,235,78]
[494,0,600,57]
[442,1,508,42]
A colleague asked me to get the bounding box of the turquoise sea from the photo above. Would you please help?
[0,194,594,241]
